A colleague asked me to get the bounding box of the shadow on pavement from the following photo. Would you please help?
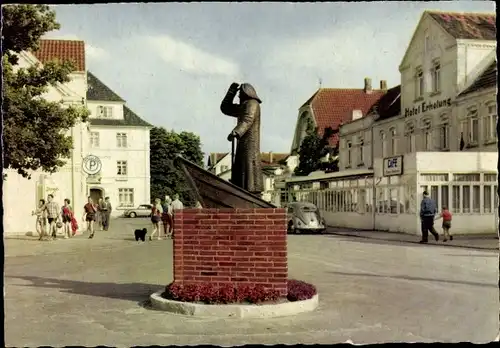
[5,275,163,302]
[327,271,497,289]
[443,253,498,258]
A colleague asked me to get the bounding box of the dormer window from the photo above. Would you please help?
[431,60,441,93]
[98,105,113,118]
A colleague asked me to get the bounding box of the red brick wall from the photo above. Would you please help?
[173,208,287,296]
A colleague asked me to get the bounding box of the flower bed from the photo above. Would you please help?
[162,279,317,305]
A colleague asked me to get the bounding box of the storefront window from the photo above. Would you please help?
[472,185,480,213]
[452,185,461,213]
[484,186,492,213]
[462,185,470,213]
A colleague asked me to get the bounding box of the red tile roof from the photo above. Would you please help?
[428,11,496,40]
[261,152,289,165]
[304,88,385,146]
[32,39,85,72]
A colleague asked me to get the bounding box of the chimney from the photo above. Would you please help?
[352,109,363,121]
[380,80,387,91]
[269,151,273,163]
[364,78,372,93]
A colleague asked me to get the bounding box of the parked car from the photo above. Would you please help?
[286,202,326,234]
[122,204,153,218]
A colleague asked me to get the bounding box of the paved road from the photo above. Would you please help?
[4,217,498,346]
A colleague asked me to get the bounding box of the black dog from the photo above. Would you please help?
[134,228,147,242]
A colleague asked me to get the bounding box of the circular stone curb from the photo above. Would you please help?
[149,291,319,318]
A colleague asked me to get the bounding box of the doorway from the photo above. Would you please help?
[89,188,103,204]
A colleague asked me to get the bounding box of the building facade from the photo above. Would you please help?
[3,39,153,235]
[283,10,497,236]
[86,72,152,216]
[4,40,89,235]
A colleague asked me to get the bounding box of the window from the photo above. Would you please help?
[90,132,100,148]
[415,67,424,98]
[484,186,492,213]
[390,128,397,156]
[452,185,460,213]
[462,185,470,213]
[439,116,449,150]
[347,142,352,167]
[116,133,128,148]
[441,186,449,211]
[484,173,497,182]
[467,108,479,144]
[453,174,480,182]
[430,185,439,208]
[422,120,432,150]
[405,123,415,153]
[117,160,128,176]
[431,60,441,93]
[380,131,386,157]
[472,185,480,213]
[420,173,449,182]
[97,105,113,118]
[424,35,430,53]
[118,188,134,207]
[220,165,229,172]
[359,139,364,164]
[484,103,497,142]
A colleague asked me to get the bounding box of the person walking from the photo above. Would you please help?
[45,194,61,240]
[61,199,74,239]
[102,196,112,231]
[97,197,105,231]
[435,206,453,242]
[83,196,98,239]
[162,196,173,239]
[32,199,48,240]
[149,198,163,241]
[419,191,439,244]
[171,194,184,237]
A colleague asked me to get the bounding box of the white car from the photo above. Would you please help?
[122,204,153,218]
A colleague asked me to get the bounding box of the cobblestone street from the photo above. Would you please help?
[4,217,498,345]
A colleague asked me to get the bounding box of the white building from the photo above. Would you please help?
[284,10,497,236]
[86,72,152,216]
[3,39,153,235]
[3,40,89,235]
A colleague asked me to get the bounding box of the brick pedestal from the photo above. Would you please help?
[173,208,287,296]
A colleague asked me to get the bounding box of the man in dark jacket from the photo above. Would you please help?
[419,191,439,243]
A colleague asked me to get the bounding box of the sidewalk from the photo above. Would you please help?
[326,227,499,251]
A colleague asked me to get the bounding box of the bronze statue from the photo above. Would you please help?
[220,82,264,195]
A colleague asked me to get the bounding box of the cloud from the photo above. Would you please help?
[144,35,241,77]
[86,44,110,61]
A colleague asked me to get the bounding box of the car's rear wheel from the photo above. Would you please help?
[130,212,137,218]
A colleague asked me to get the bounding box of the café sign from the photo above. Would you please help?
[404,97,452,117]
[383,155,403,177]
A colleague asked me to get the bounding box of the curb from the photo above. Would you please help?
[149,291,319,318]
[327,232,498,251]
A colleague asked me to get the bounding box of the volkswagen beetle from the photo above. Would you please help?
[286,202,326,234]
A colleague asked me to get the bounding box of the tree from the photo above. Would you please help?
[150,127,204,206]
[294,124,338,176]
[2,5,89,179]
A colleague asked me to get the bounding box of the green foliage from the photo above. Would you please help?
[150,127,204,206]
[294,126,338,176]
[2,5,90,179]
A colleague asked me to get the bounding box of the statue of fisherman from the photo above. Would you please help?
[220,82,264,196]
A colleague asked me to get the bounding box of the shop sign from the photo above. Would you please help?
[383,155,403,177]
[404,98,452,117]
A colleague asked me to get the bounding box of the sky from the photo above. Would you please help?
[43,1,495,159]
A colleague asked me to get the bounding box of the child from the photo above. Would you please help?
[435,206,453,242]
